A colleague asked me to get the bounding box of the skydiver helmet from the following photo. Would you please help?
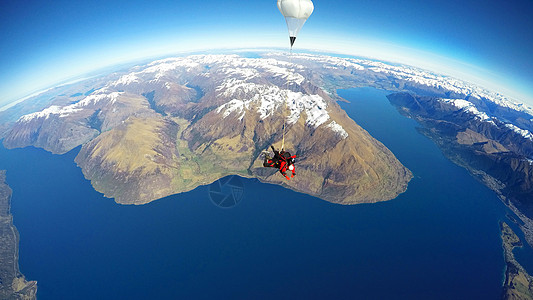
[289,165,294,171]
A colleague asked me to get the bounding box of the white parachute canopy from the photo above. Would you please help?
[277,0,314,47]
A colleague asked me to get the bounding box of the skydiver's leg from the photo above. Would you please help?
[263,159,276,168]
[279,161,290,180]
[262,150,273,167]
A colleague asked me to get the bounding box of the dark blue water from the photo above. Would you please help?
[0,87,522,299]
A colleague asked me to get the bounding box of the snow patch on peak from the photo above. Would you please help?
[327,121,348,139]
[75,92,123,107]
[19,106,62,122]
[113,73,140,86]
[18,105,82,122]
[216,99,248,120]
[217,79,260,98]
[439,98,493,123]
[505,123,533,141]
[287,92,329,127]
[18,92,124,123]
[442,98,471,109]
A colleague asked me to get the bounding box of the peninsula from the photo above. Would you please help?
[500,222,533,300]
[2,54,413,205]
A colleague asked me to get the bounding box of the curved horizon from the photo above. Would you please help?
[1,0,532,107]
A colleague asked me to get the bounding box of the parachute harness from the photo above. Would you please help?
[281,46,292,151]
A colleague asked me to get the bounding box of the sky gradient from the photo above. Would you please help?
[1,0,532,106]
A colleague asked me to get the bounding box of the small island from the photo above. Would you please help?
[0,170,37,299]
[500,222,533,300]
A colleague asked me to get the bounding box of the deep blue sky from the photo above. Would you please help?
[1,0,532,106]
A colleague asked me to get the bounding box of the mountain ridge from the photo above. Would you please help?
[387,92,533,247]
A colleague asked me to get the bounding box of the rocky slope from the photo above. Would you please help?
[4,54,412,205]
[0,171,37,299]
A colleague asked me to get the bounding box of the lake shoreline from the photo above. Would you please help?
[0,170,37,299]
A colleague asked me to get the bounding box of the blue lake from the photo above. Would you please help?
[0,87,526,299]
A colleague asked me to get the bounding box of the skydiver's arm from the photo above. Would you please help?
[272,146,280,157]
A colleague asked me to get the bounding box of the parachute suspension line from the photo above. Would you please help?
[281,46,293,151]
[277,0,313,153]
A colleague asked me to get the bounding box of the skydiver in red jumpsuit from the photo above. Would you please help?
[263,145,296,180]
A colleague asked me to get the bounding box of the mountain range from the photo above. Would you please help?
[1,52,532,239]
[1,53,415,205]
